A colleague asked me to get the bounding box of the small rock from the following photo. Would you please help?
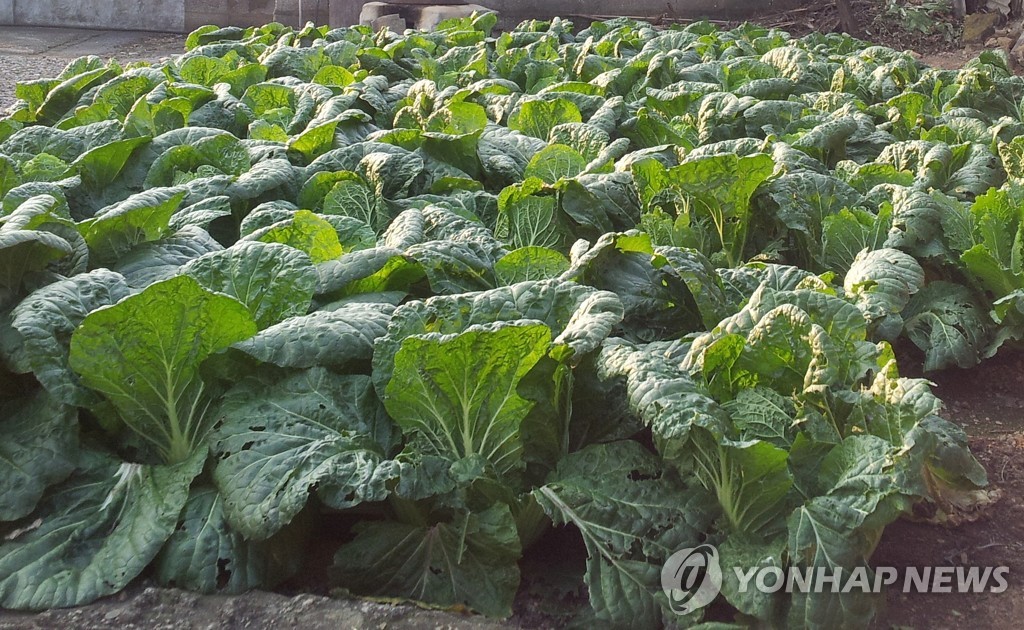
[416,4,492,31]
[359,2,396,26]
[359,2,409,32]
[986,36,1015,50]
[964,12,1001,43]
[998,18,1024,41]
[1013,44,1024,65]
[371,13,407,33]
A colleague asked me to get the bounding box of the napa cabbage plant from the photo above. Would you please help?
[0,15,1009,629]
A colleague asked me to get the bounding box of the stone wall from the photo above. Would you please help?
[9,0,186,31]
[0,0,805,33]
[0,0,13,26]
[185,0,276,32]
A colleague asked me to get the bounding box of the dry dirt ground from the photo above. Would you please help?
[0,588,509,630]
[871,351,1024,629]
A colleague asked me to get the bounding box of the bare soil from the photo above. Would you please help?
[756,0,965,53]
[870,351,1024,629]
[0,587,509,630]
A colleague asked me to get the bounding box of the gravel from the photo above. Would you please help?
[0,33,185,113]
[0,55,73,111]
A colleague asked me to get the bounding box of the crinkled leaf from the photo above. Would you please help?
[9,269,131,405]
[69,275,257,463]
[111,225,223,288]
[232,303,393,368]
[903,282,988,371]
[169,195,233,231]
[0,391,78,522]
[332,504,521,618]
[594,339,728,454]
[844,247,924,334]
[154,485,306,594]
[0,449,202,610]
[534,441,711,627]
[212,368,398,540]
[183,240,317,329]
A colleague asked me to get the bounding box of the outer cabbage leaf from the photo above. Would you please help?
[689,430,794,537]
[154,486,306,594]
[0,449,202,610]
[69,275,257,463]
[111,225,223,288]
[523,144,587,183]
[559,171,641,240]
[561,233,721,342]
[843,248,924,339]
[667,152,774,266]
[0,391,78,521]
[767,172,861,270]
[245,209,344,263]
[0,227,73,295]
[495,177,567,250]
[821,206,890,274]
[332,504,521,618]
[384,322,550,478]
[372,279,623,391]
[8,269,131,406]
[169,195,232,231]
[231,303,394,369]
[786,435,910,629]
[534,441,712,627]
[182,240,318,329]
[902,282,988,371]
[212,368,398,540]
[80,187,186,265]
[494,246,570,284]
[593,339,728,455]
[509,98,582,141]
